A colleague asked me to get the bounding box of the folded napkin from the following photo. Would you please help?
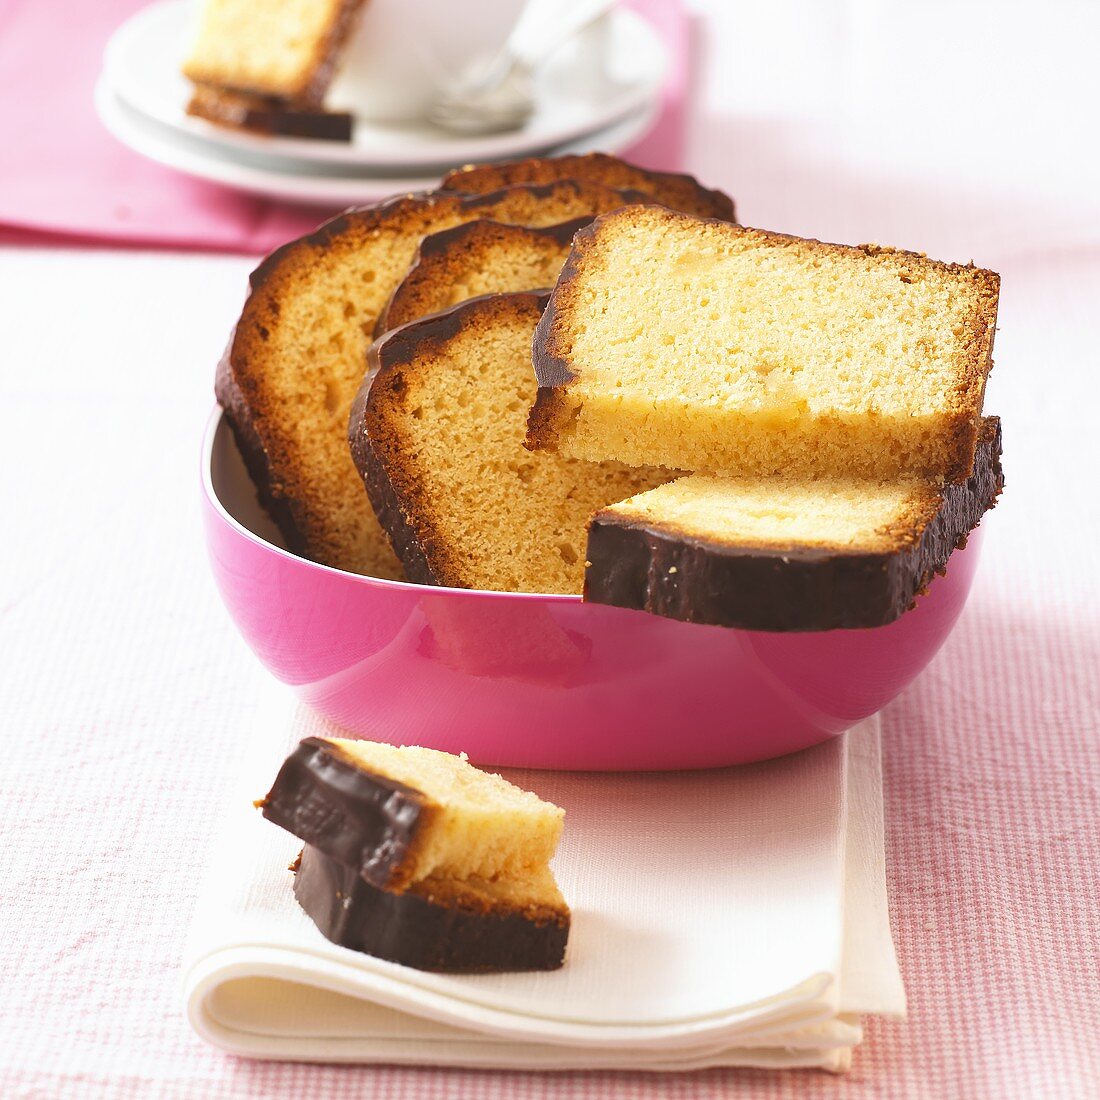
[182,684,904,1073]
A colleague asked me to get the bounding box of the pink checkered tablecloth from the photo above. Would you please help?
[2,2,1100,1097]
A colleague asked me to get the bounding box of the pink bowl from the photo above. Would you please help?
[202,407,982,770]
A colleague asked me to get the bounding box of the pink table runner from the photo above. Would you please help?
[0,0,689,253]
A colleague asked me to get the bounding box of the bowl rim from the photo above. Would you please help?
[201,404,584,604]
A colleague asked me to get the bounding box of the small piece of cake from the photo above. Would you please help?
[584,418,1003,631]
[442,153,736,222]
[183,0,366,106]
[349,292,670,594]
[376,219,583,335]
[293,845,569,972]
[218,181,647,579]
[528,206,1000,483]
[259,736,564,890]
[187,85,352,141]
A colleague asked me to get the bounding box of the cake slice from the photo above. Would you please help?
[187,85,352,141]
[183,0,366,106]
[219,181,646,579]
[349,292,670,594]
[376,219,583,335]
[442,153,735,222]
[258,736,565,891]
[293,845,569,971]
[584,418,1003,631]
[528,206,1000,483]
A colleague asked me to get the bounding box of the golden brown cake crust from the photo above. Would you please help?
[528,206,1000,484]
[375,218,586,336]
[442,153,736,222]
[218,182,647,578]
[584,418,1004,631]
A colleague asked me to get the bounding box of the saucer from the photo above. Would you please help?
[102,0,668,174]
[95,78,660,205]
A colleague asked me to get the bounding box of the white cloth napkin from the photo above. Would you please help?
[182,684,904,1073]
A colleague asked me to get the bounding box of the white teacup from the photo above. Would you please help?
[327,0,533,124]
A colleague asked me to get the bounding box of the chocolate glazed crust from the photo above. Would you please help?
[584,418,1004,632]
[349,291,553,586]
[294,845,568,972]
[187,88,353,142]
[257,737,435,892]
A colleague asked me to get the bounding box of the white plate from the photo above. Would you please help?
[102,0,667,173]
[94,78,660,205]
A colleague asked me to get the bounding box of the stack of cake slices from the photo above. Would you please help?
[258,737,570,972]
[216,153,734,581]
[182,0,370,140]
[216,151,1003,631]
[522,206,1005,629]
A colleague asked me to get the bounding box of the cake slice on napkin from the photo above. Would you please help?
[584,417,1003,631]
[259,737,564,890]
[259,736,570,972]
[293,846,569,973]
[186,694,899,1070]
[528,205,1000,483]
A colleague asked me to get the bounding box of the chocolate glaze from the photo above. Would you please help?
[349,292,552,586]
[187,87,352,141]
[294,845,568,972]
[584,418,1004,632]
[259,737,432,891]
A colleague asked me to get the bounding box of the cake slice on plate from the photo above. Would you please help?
[350,291,670,594]
[183,0,366,106]
[376,219,583,335]
[584,418,1003,631]
[442,153,736,222]
[528,205,1000,483]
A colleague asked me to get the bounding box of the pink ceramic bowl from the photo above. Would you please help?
[202,407,982,770]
